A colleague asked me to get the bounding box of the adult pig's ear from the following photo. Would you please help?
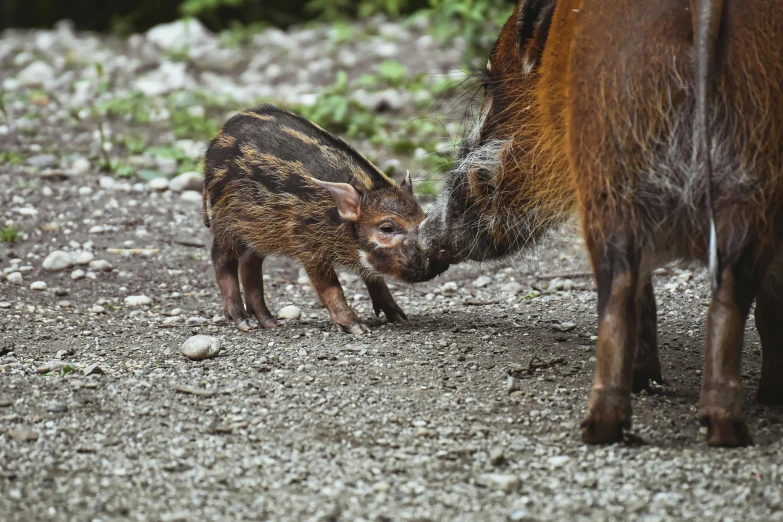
[400,170,413,195]
[311,178,361,221]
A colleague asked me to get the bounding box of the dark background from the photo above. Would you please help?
[0,0,438,32]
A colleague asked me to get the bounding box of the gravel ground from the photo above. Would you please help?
[2,17,783,522]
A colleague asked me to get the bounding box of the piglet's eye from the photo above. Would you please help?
[379,224,395,234]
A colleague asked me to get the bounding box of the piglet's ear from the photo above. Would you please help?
[311,178,361,221]
[400,170,413,195]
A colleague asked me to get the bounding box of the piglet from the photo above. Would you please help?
[203,105,435,334]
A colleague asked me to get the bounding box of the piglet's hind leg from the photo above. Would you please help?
[307,264,369,335]
[240,251,279,329]
[212,243,257,332]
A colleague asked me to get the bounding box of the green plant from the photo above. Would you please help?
[0,227,19,243]
[417,0,514,57]
[180,0,245,17]
[296,71,386,139]
[377,60,408,87]
[0,151,24,165]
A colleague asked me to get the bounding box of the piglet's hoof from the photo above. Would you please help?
[382,307,408,324]
[334,321,370,335]
[235,317,258,332]
[699,408,753,447]
[258,317,281,329]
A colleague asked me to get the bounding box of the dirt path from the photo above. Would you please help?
[2,19,783,522]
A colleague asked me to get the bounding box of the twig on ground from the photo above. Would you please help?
[507,356,566,377]
[535,271,593,280]
[174,385,218,397]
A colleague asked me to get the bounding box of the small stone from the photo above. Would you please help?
[441,281,458,295]
[124,295,152,306]
[0,302,11,309]
[168,308,182,316]
[562,279,575,291]
[507,376,523,394]
[500,282,524,294]
[57,301,72,307]
[180,190,202,203]
[148,177,170,191]
[88,305,106,314]
[71,269,85,280]
[472,275,492,288]
[548,455,571,468]
[39,361,67,373]
[169,171,203,192]
[83,363,104,376]
[8,427,38,442]
[47,400,68,413]
[89,260,113,272]
[179,335,221,361]
[71,157,90,174]
[554,322,576,332]
[278,305,302,321]
[481,473,521,493]
[549,278,565,291]
[489,447,506,466]
[53,287,69,296]
[7,272,23,284]
[186,317,207,326]
[26,153,58,169]
[163,316,181,324]
[30,281,47,291]
[42,250,74,271]
[88,225,105,234]
[73,251,94,265]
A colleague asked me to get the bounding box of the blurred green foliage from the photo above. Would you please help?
[1,0,514,52]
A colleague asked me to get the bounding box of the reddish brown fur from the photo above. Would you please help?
[420,0,783,446]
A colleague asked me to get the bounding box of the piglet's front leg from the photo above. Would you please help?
[364,277,407,324]
[307,264,370,335]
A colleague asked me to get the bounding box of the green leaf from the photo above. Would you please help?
[377,60,408,86]
[137,169,166,181]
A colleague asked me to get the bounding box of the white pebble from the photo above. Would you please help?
[441,281,458,295]
[0,301,11,308]
[500,282,524,294]
[71,157,90,174]
[148,177,170,191]
[42,250,74,271]
[30,281,47,291]
[88,225,105,234]
[481,473,521,493]
[89,305,106,314]
[180,190,202,203]
[73,251,95,265]
[169,171,203,192]
[179,335,221,361]
[7,272,23,284]
[78,186,93,196]
[472,275,492,288]
[71,269,85,280]
[89,259,113,272]
[278,305,302,320]
[124,295,152,306]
